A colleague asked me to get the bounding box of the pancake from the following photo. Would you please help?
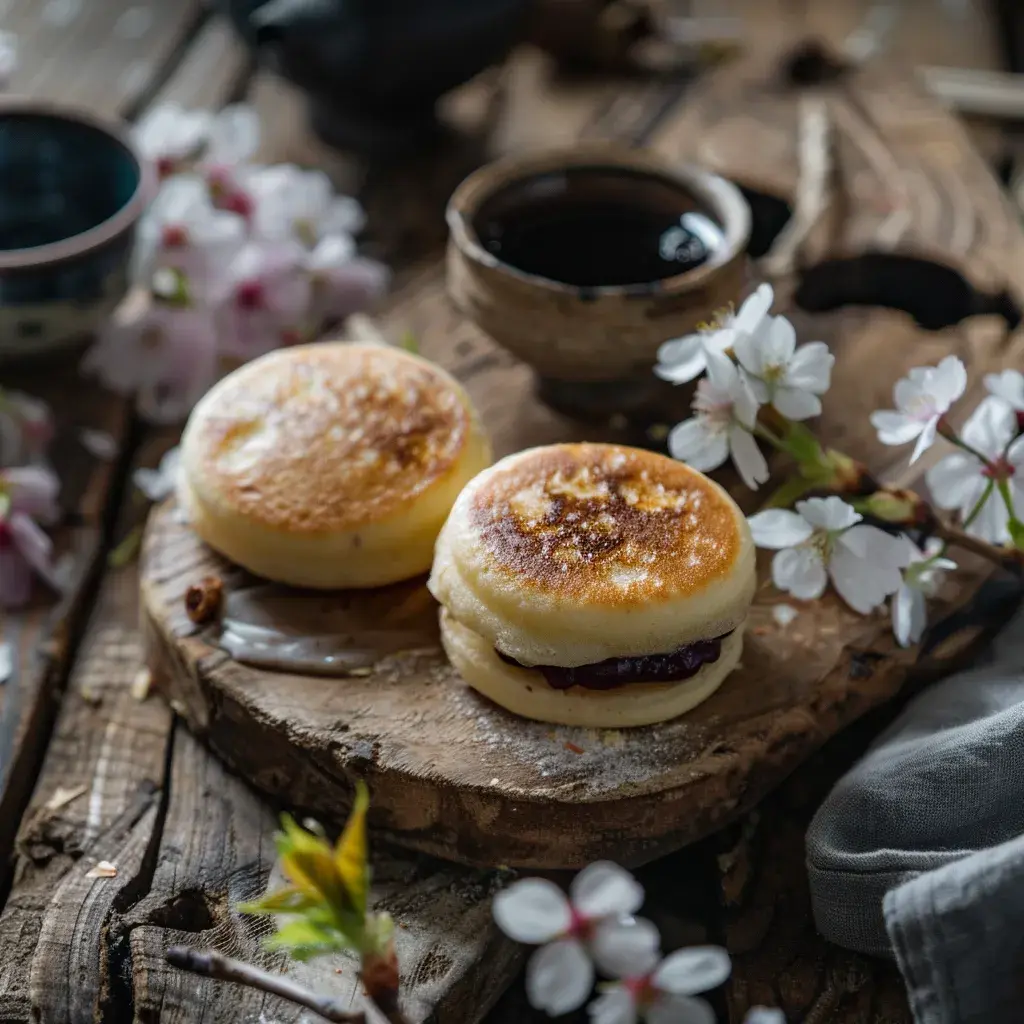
[178,342,492,588]
[428,443,755,727]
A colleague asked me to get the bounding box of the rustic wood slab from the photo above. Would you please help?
[139,38,1024,873]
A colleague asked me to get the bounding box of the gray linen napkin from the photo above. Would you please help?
[805,600,1024,1020]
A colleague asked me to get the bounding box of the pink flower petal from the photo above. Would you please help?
[4,466,60,522]
[0,543,32,608]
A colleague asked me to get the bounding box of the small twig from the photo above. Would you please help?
[932,521,1024,574]
[166,947,366,1024]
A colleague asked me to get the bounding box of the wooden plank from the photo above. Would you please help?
[6,0,207,119]
[126,726,521,1024]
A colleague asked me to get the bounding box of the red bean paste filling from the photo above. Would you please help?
[495,631,732,691]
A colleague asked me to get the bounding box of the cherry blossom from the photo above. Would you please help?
[133,447,181,504]
[748,497,910,613]
[926,396,1024,544]
[0,389,54,467]
[306,241,390,322]
[0,465,62,609]
[668,349,769,489]
[133,176,246,303]
[246,164,366,247]
[984,369,1024,413]
[656,284,774,385]
[733,315,834,420]
[493,862,659,1015]
[218,241,314,359]
[892,537,957,647]
[135,103,259,181]
[83,304,220,425]
[870,356,967,464]
[587,946,731,1024]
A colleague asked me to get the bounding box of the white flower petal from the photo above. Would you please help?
[931,355,968,407]
[656,334,705,382]
[704,347,740,393]
[909,416,939,464]
[784,341,834,393]
[571,861,644,918]
[966,488,1010,544]
[731,372,762,430]
[668,419,729,473]
[733,283,774,334]
[961,396,1017,458]
[985,369,1024,412]
[761,315,797,367]
[829,526,906,614]
[925,452,983,511]
[772,386,821,421]
[590,916,660,979]
[731,327,763,377]
[796,496,861,531]
[526,939,594,1015]
[747,509,814,549]
[729,426,769,490]
[743,1009,787,1024]
[493,879,571,943]
[871,410,923,446]
[892,583,925,647]
[772,547,827,600]
[647,994,716,1024]
[207,104,261,164]
[587,986,638,1024]
[652,946,732,994]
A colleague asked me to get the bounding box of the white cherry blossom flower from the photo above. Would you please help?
[668,349,768,490]
[218,241,314,359]
[493,862,658,1016]
[926,396,1024,544]
[0,465,62,609]
[656,283,774,385]
[870,356,967,464]
[135,104,214,179]
[892,537,957,647]
[133,447,181,504]
[587,946,732,1024]
[984,368,1024,412]
[246,164,366,248]
[135,103,259,181]
[748,497,910,613]
[133,176,246,302]
[743,1010,785,1024]
[733,315,834,420]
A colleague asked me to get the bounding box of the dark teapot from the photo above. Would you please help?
[219,0,529,156]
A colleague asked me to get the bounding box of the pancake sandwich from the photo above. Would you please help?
[429,443,755,727]
[178,342,492,589]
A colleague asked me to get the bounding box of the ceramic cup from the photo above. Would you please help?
[445,144,750,422]
[0,98,152,361]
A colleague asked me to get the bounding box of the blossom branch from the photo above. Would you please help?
[166,947,366,1023]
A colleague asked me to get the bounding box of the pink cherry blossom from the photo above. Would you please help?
[83,304,220,425]
[306,239,390,323]
[0,465,62,609]
[218,241,314,359]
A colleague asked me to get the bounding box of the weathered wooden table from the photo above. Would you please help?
[1,2,1022,1021]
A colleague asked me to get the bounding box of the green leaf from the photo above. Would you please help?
[264,918,351,961]
[334,782,370,917]
[399,332,419,354]
[276,814,348,911]
[760,475,820,510]
[780,420,825,465]
[238,885,320,916]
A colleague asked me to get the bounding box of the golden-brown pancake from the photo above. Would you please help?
[179,342,492,588]
[428,443,755,727]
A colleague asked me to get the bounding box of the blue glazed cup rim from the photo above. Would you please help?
[0,96,155,272]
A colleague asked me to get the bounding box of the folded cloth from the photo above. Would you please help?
[805,601,1024,1018]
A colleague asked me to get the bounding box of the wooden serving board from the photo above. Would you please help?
[141,47,1024,871]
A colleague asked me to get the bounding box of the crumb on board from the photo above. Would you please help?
[564,741,584,754]
[44,784,88,812]
[85,860,118,879]
[131,668,152,701]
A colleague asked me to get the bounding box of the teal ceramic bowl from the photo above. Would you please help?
[0,99,153,360]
